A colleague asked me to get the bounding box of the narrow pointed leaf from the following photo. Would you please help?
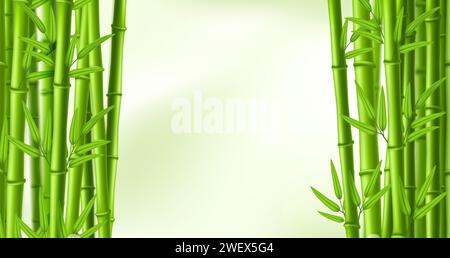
[406,7,440,35]
[330,160,342,200]
[398,178,411,216]
[356,82,376,121]
[400,41,431,54]
[27,71,54,82]
[73,195,96,234]
[355,30,382,44]
[69,154,103,168]
[8,136,40,158]
[69,66,104,79]
[358,0,372,12]
[66,35,79,67]
[411,112,446,129]
[414,193,447,220]
[318,211,344,224]
[81,106,115,135]
[69,109,79,145]
[30,51,54,66]
[22,3,46,33]
[403,83,413,119]
[416,78,446,109]
[77,34,114,60]
[364,160,382,197]
[416,166,437,206]
[311,187,340,212]
[73,0,94,10]
[343,116,378,135]
[407,126,439,143]
[346,17,379,31]
[21,37,51,53]
[80,221,107,238]
[377,87,387,131]
[75,140,110,155]
[341,20,349,50]
[22,102,40,143]
[363,185,391,211]
[349,179,361,206]
[345,47,374,59]
[16,217,38,238]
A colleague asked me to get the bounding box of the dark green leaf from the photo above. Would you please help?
[400,41,431,54]
[416,77,446,109]
[16,217,38,238]
[8,136,40,158]
[364,160,382,197]
[407,126,439,143]
[73,195,96,234]
[356,82,376,121]
[80,221,107,238]
[377,87,387,131]
[330,160,342,200]
[311,187,340,212]
[22,102,40,143]
[414,193,447,220]
[75,140,110,155]
[358,0,372,12]
[78,34,114,61]
[363,185,391,211]
[347,17,379,31]
[22,3,46,33]
[406,7,440,35]
[411,112,446,129]
[81,106,115,135]
[69,66,104,79]
[69,154,103,168]
[416,166,437,207]
[343,116,378,135]
[26,71,54,82]
[345,48,374,59]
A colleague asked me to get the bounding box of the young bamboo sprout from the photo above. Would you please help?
[327,0,359,238]
[107,0,127,232]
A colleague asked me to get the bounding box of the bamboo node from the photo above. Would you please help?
[354,61,376,68]
[107,155,119,160]
[331,65,347,71]
[31,184,41,189]
[426,190,440,196]
[54,0,73,5]
[53,83,71,90]
[359,169,381,176]
[50,170,67,176]
[81,186,95,191]
[96,210,111,218]
[425,16,440,23]
[6,178,26,186]
[107,92,123,97]
[344,223,360,229]
[404,185,416,190]
[443,170,450,176]
[9,87,28,95]
[338,141,354,149]
[384,60,400,66]
[111,24,127,32]
[387,145,404,151]
[424,105,442,112]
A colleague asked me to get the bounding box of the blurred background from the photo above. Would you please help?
[26,0,365,237]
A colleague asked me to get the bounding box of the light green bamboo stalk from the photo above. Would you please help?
[66,7,90,234]
[415,0,427,238]
[37,0,54,216]
[383,0,407,238]
[81,118,95,237]
[373,0,383,107]
[397,0,406,98]
[439,0,447,238]
[403,0,416,238]
[382,154,392,238]
[5,0,12,127]
[48,0,73,238]
[0,0,6,225]
[445,0,450,238]
[107,0,127,232]
[327,0,359,238]
[87,0,111,238]
[425,0,441,238]
[352,0,380,238]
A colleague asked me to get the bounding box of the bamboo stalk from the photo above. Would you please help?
[352,0,380,238]
[383,0,407,238]
[439,0,447,238]
[107,0,127,232]
[373,0,383,107]
[48,0,73,237]
[382,154,392,238]
[0,0,6,226]
[445,0,450,238]
[425,0,441,238]
[37,0,54,216]
[327,0,359,238]
[87,0,111,238]
[415,0,427,238]
[403,0,416,238]
[66,7,90,234]
[81,116,95,236]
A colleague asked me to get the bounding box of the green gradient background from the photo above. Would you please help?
[26,0,362,237]
[112,0,358,238]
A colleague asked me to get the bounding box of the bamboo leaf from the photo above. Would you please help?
[416,166,437,207]
[416,74,444,109]
[26,71,54,82]
[73,195,96,234]
[22,102,40,143]
[411,112,446,129]
[69,109,79,145]
[66,35,79,67]
[394,7,404,43]
[31,0,51,9]
[414,193,447,220]
[343,116,378,135]
[8,136,40,158]
[58,204,67,238]
[20,37,51,54]
[75,140,110,155]
[330,160,342,200]
[42,108,52,156]
[358,0,372,12]
[406,7,440,35]
[341,20,349,50]
[398,178,411,216]
[364,160,382,197]
[345,47,374,59]
[21,3,46,33]
[69,154,103,168]
[400,41,431,54]
[356,82,376,122]
[355,30,382,44]
[81,106,115,135]
[16,217,38,238]
[403,83,413,119]
[318,211,344,224]
[80,221,107,238]
[78,34,114,61]
[30,51,54,66]
[349,179,361,206]
[407,126,439,143]
[377,87,387,131]
[73,0,94,10]
[346,17,379,32]
[363,185,391,211]
[350,31,360,43]
[23,44,33,70]
[69,66,104,79]
[311,187,340,212]
[39,191,48,236]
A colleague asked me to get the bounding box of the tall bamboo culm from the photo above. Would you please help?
[0,0,6,229]
[445,0,450,238]
[327,0,359,238]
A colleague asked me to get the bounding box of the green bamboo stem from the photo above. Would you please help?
[383,0,407,238]
[439,0,447,238]
[352,0,380,238]
[381,154,392,238]
[425,0,441,238]
[48,0,73,237]
[66,8,90,234]
[5,0,12,126]
[403,0,416,238]
[397,0,406,98]
[445,0,450,238]
[0,0,6,226]
[107,0,127,232]
[81,117,95,236]
[37,0,54,216]
[5,0,29,238]
[327,0,359,238]
[87,0,111,238]
[373,0,383,107]
[415,0,427,238]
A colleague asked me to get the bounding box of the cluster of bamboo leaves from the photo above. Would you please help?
[0,0,126,238]
[314,0,450,238]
